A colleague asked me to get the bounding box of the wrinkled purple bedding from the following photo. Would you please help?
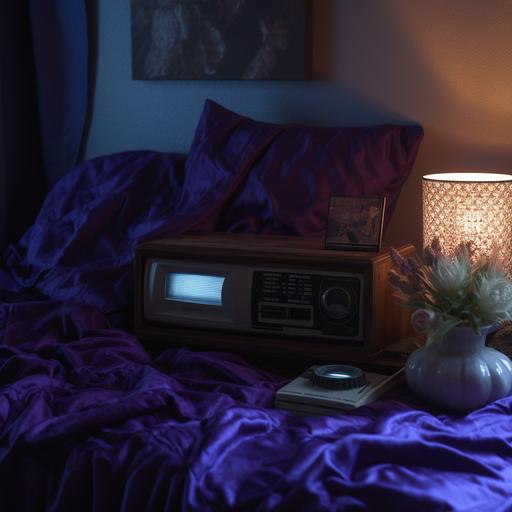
[1,109,512,510]
[1,294,512,511]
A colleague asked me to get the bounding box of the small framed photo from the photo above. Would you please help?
[325,196,386,251]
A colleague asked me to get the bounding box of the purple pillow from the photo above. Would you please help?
[186,100,423,235]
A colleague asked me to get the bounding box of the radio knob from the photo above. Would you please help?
[321,286,352,321]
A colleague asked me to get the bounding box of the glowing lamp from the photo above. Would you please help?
[422,173,512,270]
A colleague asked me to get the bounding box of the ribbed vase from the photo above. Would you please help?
[405,326,512,411]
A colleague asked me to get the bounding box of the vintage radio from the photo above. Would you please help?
[134,234,414,362]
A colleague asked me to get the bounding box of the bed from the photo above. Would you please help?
[2,100,511,511]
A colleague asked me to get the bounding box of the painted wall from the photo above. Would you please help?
[85,0,512,251]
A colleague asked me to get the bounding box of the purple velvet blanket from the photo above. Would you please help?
[1,292,512,511]
[1,110,512,510]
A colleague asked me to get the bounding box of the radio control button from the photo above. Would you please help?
[321,286,352,321]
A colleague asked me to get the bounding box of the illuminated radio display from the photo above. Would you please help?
[144,259,363,341]
[134,234,415,359]
[165,273,225,306]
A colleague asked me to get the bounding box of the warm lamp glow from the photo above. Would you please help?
[423,173,512,270]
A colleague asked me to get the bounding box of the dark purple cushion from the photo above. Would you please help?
[186,100,423,235]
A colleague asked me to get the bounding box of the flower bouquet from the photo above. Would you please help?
[389,239,512,345]
[390,239,512,410]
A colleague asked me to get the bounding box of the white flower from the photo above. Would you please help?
[390,239,512,333]
[430,252,471,297]
[475,269,512,322]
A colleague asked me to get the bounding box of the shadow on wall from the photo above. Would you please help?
[271,0,423,133]
[333,0,512,152]
[325,0,512,251]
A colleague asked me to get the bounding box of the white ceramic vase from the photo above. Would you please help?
[405,325,512,411]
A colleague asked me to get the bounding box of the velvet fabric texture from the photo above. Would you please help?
[1,298,512,511]
[186,100,423,234]
[3,96,423,328]
[4,152,191,325]
[12,106,512,511]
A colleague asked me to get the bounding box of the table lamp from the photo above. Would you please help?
[423,173,512,270]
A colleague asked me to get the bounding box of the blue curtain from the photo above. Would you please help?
[0,0,89,250]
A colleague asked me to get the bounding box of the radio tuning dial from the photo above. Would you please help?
[321,286,352,321]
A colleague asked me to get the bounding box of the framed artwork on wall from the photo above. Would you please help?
[325,196,386,252]
[130,0,311,80]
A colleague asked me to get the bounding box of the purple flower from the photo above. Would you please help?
[390,247,406,270]
[389,246,425,304]
[411,308,439,333]
[424,238,442,266]
[390,247,420,278]
[389,270,418,301]
[423,247,436,267]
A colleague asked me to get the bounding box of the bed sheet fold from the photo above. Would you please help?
[0,150,511,511]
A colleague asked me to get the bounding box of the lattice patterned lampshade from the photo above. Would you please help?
[423,173,512,270]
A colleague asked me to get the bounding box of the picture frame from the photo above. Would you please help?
[130,0,311,81]
[325,196,386,252]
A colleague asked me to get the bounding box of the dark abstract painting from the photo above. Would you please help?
[131,0,309,80]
